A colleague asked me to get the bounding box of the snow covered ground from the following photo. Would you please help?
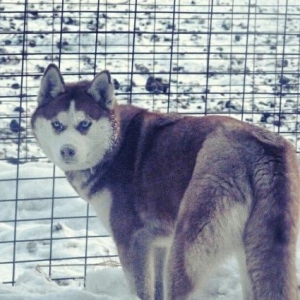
[1,0,300,299]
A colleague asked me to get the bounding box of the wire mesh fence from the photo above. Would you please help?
[1,0,300,287]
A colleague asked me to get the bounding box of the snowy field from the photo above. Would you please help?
[1,0,300,299]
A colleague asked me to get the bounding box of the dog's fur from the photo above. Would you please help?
[31,64,300,300]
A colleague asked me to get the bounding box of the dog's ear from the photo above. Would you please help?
[37,64,65,105]
[87,70,116,109]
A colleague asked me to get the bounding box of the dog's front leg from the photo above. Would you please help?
[116,229,156,300]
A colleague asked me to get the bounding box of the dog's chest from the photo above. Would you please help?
[89,188,113,234]
[66,171,113,233]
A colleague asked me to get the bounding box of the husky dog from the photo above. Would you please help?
[31,64,300,300]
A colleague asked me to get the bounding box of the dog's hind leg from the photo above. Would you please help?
[164,181,249,300]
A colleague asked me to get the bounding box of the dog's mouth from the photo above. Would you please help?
[58,157,95,172]
[55,156,78,171]
[63,159,75,164]
[57,161,79,172]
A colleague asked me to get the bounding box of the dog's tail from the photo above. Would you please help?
[243,137,300,299]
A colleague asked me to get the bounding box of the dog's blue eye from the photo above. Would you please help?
[51,121,64,132]
[77,120,92,132]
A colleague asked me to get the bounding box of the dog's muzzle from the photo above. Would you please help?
[60,144,76,163]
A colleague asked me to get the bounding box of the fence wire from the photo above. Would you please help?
[0,0,300,286]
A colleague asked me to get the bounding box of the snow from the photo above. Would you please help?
[0,268,134,300]
[0,263,245,299]
[0,162,119,298]
[1,0,300,298]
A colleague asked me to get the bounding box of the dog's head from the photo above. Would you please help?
[31,64,118,172]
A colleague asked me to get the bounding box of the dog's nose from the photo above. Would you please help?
[60,145,76,161]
